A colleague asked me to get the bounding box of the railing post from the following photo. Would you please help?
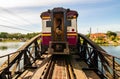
[34,40,40,60]
[113,57,115,79]
[82,40,87,61]
[24,50,32,69]
[8,55,10,68]
[88,49,98,69]
[7,55,10,79]
[94,50,98,69]
[7,55,11,79]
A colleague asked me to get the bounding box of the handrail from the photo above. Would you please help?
[78,33,120,59]
[0,33,42,79]
[78,33,105,51]
[78,33,120,79]
[0,34,41,58]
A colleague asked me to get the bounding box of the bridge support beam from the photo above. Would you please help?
[24,50,32,69]
[34,40,41,60]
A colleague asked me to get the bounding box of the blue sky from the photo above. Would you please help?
[0,0,120,34]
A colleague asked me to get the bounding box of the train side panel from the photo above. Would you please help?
[41,19,51,46]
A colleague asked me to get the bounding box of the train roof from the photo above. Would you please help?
[40,7,78,19]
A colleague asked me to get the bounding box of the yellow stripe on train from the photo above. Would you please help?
[67,33,77,36]
[42,33,77,36]
[42,17,50,19]
[42,34,51,36]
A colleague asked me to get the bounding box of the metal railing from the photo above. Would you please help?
[0,34,42,79]
[78,33,120,79]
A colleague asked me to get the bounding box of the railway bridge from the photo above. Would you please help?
[0,33,120,79]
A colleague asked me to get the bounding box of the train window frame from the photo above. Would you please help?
[46,20,52,27]
[67,20,71,27]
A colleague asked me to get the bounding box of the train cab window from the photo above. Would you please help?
[46,21,52,27]
[67,20,71,27]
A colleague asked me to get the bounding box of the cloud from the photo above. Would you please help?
[0,9,41,33]
[0,0,111,8]
[0,0,118,34]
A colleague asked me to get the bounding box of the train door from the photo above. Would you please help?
[52,12,66,41]
[48,10,69,54]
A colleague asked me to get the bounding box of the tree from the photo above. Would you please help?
[106,31,117,41]
[0,32,8,38]
[0,32,40,40]
[106,31,117,37]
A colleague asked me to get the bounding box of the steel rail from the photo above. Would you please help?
[39,55,76,79]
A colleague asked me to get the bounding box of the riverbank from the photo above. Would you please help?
[98,43,120,46]
[95,41,120,46]
[0,38,27,42]
[1,40,20,42]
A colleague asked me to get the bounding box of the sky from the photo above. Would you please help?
[0,0,120,34]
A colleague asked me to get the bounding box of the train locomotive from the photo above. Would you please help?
[40,7,78,54]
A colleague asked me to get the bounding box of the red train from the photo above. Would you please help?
[40,7,78,54]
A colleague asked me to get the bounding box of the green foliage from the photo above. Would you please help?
[106,31,117,38]
[86,34,90,38]
[0,46,7,50]
[0,32,8,38]
[89,31,119,45]
[25,32,39,39]
[106,31,117,41]
[0,32,40,41]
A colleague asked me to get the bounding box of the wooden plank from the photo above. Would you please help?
[71,55,100,79]
[17,54,51,79]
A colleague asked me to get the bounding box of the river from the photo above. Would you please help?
[0,42,25,56]
[0,42,120,57]
[101,45,120,58]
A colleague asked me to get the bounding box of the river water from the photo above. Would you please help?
[0,42,120,57]
[101,45,120,58]
[0,42,25,56]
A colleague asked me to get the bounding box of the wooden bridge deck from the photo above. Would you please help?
[17,53,100,79]
[71,55,100,79]
[17,54,50,79]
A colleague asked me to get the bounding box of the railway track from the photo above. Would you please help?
[40,55,76,79]
[17,53,100,79]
